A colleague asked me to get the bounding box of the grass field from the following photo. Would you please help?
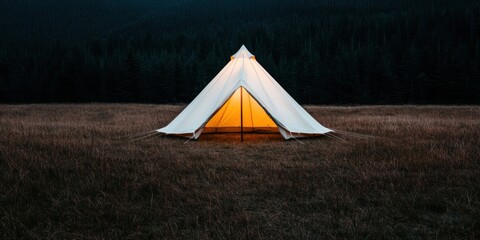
[1,104,479,239]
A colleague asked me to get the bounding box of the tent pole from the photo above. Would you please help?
[240,87,244,142]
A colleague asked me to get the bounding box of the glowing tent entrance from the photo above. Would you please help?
[204,87,278,135]
[157,45,332,140]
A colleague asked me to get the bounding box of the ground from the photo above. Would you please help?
[0,104,479,239]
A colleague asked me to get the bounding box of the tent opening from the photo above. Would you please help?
[204,87,278,134]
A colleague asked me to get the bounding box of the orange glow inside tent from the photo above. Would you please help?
[204,87,278,133]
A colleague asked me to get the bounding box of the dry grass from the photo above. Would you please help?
[0,104,479,239]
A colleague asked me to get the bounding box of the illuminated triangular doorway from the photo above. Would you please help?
[204,87,278,134]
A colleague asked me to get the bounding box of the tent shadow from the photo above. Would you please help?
[196,133,332,143]
[131,132,332,143]
[197,133,286,143]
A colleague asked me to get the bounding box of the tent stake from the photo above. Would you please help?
[240,87,244,142]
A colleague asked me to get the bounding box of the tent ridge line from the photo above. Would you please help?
[164,60,235,130]
[247,56,279,114]
[255,61,322,131]
[209,56,240,120]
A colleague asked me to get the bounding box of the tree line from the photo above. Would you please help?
[0,0,479,104]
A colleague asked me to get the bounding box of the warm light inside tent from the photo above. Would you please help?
[204,87,278,133]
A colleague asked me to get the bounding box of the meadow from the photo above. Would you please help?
[0,104,479,239]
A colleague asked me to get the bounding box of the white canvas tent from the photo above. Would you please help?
[157,45,332,140]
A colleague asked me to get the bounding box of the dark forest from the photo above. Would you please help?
[1,0,479,104]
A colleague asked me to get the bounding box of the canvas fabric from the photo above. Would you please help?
[157,45,332,139]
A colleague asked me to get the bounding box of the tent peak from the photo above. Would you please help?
[231,45,254,59]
